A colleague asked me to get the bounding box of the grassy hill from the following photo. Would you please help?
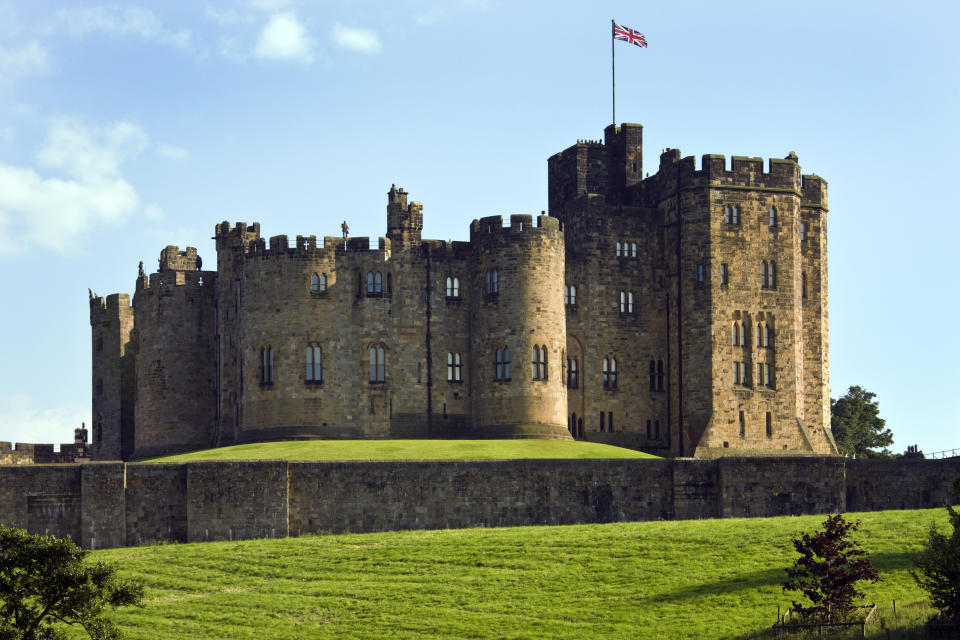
[147,439,658,462]
[89,508,949,639]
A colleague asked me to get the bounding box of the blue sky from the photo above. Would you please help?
[0,0,956,454]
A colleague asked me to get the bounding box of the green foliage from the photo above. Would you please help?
[0,526,142,640]
[783,514,880,623]
[148,439,658,462]
[831,386,894,457]
[85,509,942,639]
[912,504,960,619]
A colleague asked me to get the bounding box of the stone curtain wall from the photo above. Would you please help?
[0,457,957,550]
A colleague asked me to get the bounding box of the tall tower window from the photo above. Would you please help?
[739,411,746,437]
[769,206,777,227]
[447,352,462,382]
[305,345,322,383]
[657,359,664,391]
[369,346,385,383]
[616,241,622,257]
[720,263,728,286]
[485,270,499,295]
[446,276,460,298]
[532,345,547,381]
[260,346,274,384]
[732,322,740,346]
[766,412,773,437]
[602,356,617,389]
[565,284,577,306]
[567,358,578,388]
[495,347,511,381]
[367,271,383,295]
[763,324,772,348]
[649,359,656,391]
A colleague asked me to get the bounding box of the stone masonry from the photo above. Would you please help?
[90,123,837,460]
[0,457,957,550]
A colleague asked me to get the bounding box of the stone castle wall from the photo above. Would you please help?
[91,123,833,460]
[1,457,957,550]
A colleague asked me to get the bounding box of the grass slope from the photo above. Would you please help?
[90,509,949,639]
[148,439,658,462]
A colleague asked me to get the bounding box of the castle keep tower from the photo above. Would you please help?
[90,122,833,459]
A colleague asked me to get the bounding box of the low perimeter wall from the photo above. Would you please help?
[0,457,957,549]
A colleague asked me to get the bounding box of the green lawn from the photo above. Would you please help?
[88,508,950,639]
[148,439,658,462]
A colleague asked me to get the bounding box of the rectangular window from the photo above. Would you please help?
[720,263,728,285]
[757,363,763,387]
[646,419,652,439]
[739,411,745,437]
[697,263,705,283]
[607,412,613,433]
[766,412,772,437]
[600,411,605,431]
[764,363,772,387]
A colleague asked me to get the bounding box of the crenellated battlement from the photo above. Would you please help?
[424,239,472,259]
[656,149,802,192]
[136,269,214,297]
[89,293,132,325]
[469,214,561,242]
[215,221,261,251]
[801,174,828,210]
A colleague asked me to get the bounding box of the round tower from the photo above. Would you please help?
[468,214,570,439]
[131,247,218,458]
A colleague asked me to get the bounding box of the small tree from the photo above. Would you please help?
[0,526,143,639]
[912,493,960,619]
[783,514,880,623]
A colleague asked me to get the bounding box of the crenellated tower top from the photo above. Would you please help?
[386,184,423,247]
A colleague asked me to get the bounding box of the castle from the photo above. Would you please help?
[90,123,837,460]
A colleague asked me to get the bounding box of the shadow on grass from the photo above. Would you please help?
[652,550,920,605]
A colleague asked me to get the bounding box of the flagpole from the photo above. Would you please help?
[611,19,616,127]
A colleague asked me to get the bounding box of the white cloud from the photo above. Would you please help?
[0,117,159,255]
[49,6,192,50]
[204,7,248,26]
[157,143,189,160]
[0,395,87,447]
[254,12,314,63]
[0,42,50,81]
[331,23,381,54]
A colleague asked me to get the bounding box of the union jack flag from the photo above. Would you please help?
[613,22,647,48]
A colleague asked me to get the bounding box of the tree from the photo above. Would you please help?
[0,526,143,640]
[830,386,893,458]
[783,514,880,623]
[912,493,960,619]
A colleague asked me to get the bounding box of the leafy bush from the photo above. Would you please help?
[912,503,960,620]
[783,514,880,623]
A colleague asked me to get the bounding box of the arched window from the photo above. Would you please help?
[756,324,763,348]
[739,322,746,347]
[619,290,626,313]
[495,347,510,380]
[319,273,327,291]
[305,345,322,383]
[631,242,637,257]
[540,346,547,380]
[565,284,577,306]
[769,206,777,227]
[311,273,320,292]
[532,345,543,380]
[764,363,772,387]
[603,356,617,389]
[366,271,374,294]
[657,359,664,391]
[446,276,460,298]
[769,261,776,288]
[567,358,578,388]
[447,352,462,382]
[732,205,740,225]
[763,324,772,348]
[369,346,385,383]
[761,261,768,288]
[732,322,740,346]
[485,270,499,294]
[627,291,634,314]
[723,205,732,224]
[374,272,383,293]
[616,241,622,257]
